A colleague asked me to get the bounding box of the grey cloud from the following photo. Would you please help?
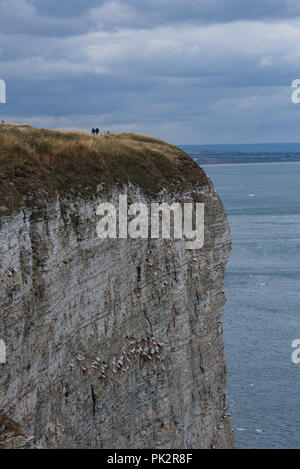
[3,1,300,38]
[6,85,297,145]
[0,0,93,36]
[32,0,101,18]
[35,0,300,29]
[1,1,300,143]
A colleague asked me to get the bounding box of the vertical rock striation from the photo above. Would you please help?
[0,129,233,448]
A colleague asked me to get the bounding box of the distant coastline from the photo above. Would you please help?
[194,158,300,166]
[179,142,300,166]
[201,161,300,167]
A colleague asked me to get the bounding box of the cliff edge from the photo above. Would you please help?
[0,126,233,448]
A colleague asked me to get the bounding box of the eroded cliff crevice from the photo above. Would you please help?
[0,128,233,448]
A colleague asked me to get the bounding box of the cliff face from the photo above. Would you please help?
[0,128,233,448]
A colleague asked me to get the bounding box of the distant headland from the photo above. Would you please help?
[180,143,300,165]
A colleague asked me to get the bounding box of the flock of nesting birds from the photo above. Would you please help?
[72,337,164,381]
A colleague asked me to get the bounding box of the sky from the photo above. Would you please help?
[1,0,300,143]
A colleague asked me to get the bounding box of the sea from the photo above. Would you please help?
[203,162,300,449]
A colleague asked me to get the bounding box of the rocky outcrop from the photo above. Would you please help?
[0,130,233,448]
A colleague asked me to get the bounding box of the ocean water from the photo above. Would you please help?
[203,163,300,449]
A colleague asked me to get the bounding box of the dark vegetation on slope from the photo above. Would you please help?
[0,125,209,215]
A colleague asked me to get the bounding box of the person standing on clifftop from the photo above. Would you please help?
[91,128,95,135]
[95,128,99,135]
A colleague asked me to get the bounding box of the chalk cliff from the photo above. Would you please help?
[0,127,233,448]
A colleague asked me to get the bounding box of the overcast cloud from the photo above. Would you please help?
[1,0,300,143]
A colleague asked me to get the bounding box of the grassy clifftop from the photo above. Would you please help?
[0,125,209,215]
